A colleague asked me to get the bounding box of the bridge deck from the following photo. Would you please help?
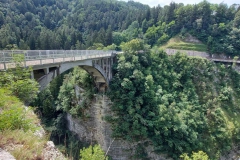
[0,49,240,70]
[0,50,114,70]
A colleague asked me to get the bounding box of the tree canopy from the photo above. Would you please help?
[108,48,240,159]
[0,0,239,55]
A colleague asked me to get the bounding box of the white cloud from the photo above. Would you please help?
[121,0,239,7]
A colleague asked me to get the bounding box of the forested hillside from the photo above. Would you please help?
[0,0,239,55]
[108,40,240,159]
[0,0,149,50]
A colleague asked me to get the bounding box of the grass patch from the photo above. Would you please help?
[160,35,208,52]
[0,88,48,159]
[0,88,39,131]
[0,129,47,160]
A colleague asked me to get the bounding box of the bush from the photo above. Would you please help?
[80,145,108,160]
[0,88,33,131]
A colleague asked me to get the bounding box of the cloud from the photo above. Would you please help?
[122,0,239,7]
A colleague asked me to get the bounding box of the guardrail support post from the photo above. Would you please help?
[39,51,42,65]
[24,51,27,67]
[3,52,6,70]
[53,51,55,63]
[63,51,65,62]
[73,51,75,61]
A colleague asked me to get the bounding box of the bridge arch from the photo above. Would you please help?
[37,59,113,91]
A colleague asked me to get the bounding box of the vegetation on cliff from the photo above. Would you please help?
[107,42,240,159]
[80,144,108,160]
[56,68,95,118]
[32,67,96,160]
[0,56,47,159]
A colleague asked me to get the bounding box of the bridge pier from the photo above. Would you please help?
[31,71,34,79]
[92,56,115,83]
[43,68,49,75]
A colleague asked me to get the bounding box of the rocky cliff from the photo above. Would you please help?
[66,94,170,160]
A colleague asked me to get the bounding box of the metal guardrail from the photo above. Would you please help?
[0,50,115,70]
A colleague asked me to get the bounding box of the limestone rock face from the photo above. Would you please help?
[66,95,169,160]
[220,145,240,160]
[184,33,202,43]
[0,148,16,160]
[42,141,66,160]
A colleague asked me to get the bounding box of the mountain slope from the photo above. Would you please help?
[0,0,149,50]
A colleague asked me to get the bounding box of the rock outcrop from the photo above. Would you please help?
[0,148,16,160]
[67,94,169,160]
[42,141,66,160]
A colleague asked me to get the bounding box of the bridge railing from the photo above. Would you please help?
[0,50,114,70]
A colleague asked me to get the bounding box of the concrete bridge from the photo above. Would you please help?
[0,49,239,91]
[0,50,116,91]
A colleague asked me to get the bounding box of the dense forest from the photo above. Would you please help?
[108,40,240,159]
[0,0,240,54]
[1,0,240,159]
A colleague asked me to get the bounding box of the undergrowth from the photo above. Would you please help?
[0,129,47,159]
[0,88,48,159]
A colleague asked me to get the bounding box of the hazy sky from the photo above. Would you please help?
[121,0,239,7]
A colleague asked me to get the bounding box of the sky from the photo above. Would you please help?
[121,0,239,7]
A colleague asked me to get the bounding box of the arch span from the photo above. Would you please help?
[38,59,113,91]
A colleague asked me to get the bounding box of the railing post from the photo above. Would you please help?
[39,51,42,65]
[3,52,6,70]
[63,50,65,62]
[78,50,79,60]
[24,51,27,67]
[53,51,55,63]
[73,51,75,61]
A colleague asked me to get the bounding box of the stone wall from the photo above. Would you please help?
[165,48,240,61]
[66,94,169,160]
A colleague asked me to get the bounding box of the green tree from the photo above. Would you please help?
[80,145,108,160]
[0,11,4,26]
[180,151,209,160]
[113,32,127,46]
[120,39,147,53]
[0,54,38,104]
[233,10,240,28]
[56,67,95,118]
